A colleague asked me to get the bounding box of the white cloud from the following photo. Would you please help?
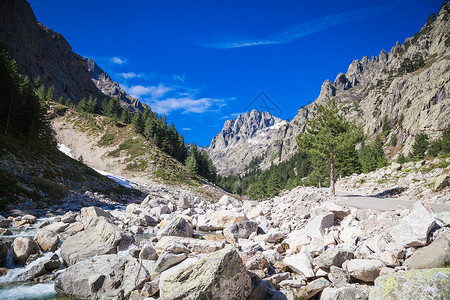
[117,72,143,79]
[149,97,225,115]
[221,112,242,119]
[204,5,391,49]
[122,84,173,99]
[182,128,192,131]
[110,57,127,65]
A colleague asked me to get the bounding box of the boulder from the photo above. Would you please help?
[55,255,153,299]
[0,228,12,236]
[328,266,351,288]
[434,174,450,191]
[139,243,158,260]
[43,254,61,271]
[13,237,40,263]
[0,216,12,228]
[218,195,237,206]
[321,202,350,220]
[264,231,286,243]
[321,286,369,300]
[34,229,59,252]
[0,241,9,266]
[223,221,258,243]
[60,216,124,266]
[246,206,263,219]
[80,206,113,224]
[339,227,363,244]
[22,214,37,224]
[389,202,436,247]
[343,259,384,282]
[42,222,69,233]
[210,210,248,230]
[159,247,252,300]
[60,211,77,223]
[369,268,450,300]
[283,253,315,278]
[305,213,334,239]
[18,264,46,281]
[154,252,187,273]
[404,236,450,269]
[314,248,354,269]
[434,211,450,227]
[164,242,190,254]
[297,278,330,300]
[155,236,225,254]
[156,216,193,240]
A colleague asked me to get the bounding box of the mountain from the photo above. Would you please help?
[209,2,450,175]
[0,0,143,112]
[82,57,144,112]
[206,110,287,175]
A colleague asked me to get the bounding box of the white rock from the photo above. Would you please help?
[210,210,247,230]
[283,252,315,278]
[343,259,385,282]
[339,226,363,244]
[389,202,436,247]
[305,213,334,239]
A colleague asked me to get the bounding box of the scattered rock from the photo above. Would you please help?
[139,243,158,260]
[13,237,40,263]
[283,253,315,278]
[389,202,436,247]
[343,259,384,282]
[34,229,59,252]
[434,174,450,191]
[154,252,187,273]
[159,247,252,300]
[156,216,193,240]
[314,248,354,269]
[80,206,113,224]
[43,254,61,271]
[305,213,334,239]
[60,216,124,266]
[321,286,369,300]
[0,216,12,228]
[18,264,46,281]
[370,268,450,300]
[210,210,248,230]
[223,221,258,243]
[296,278,331,300]
[328,266,351,288]
[42,222,69,233]
[404,236,450,269]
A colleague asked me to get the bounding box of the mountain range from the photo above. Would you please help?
[207,5,449,175]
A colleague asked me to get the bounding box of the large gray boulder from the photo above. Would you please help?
[80,206,113,224]
[34,229,59,252]
[13,237,40,263]
[404,236,450,269]
[389,202,436,247]
[159,246,252,300]
[314,248,354,269]
[283,252,315,278]
[296,278,330,300]
[60,217,124,266]
[369,268,450,300]
[343,259,384,282]
[210,210,248,230]
[157,216,193,240]
[55,254,154,299]
[305,213,334,239]
[434,174,450,191]
[223,221,258,243]
[321,286,369,300]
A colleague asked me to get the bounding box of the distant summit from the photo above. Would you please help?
[206,110,287,175]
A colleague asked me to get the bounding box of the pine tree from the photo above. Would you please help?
[296,97,362,195]
[185,150,198,176]
[120,109,132,124]
[46,85,55,102]
[132,112,144,134]
[106,97,121,118]
[410,132,429,160]
[33,75,41,88]
[77,98,87,112]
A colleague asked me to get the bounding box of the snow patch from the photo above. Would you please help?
[93,168,136,189]
[57,143,73,158]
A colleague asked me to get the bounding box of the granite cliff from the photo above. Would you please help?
[209,2,450,175]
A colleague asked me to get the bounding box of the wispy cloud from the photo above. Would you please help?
[110,56,127,65]
[122,83,173,99]
[117,72,144,79]
[221,112,242,119]
[204,5,391,49]
[149,97,226,115]
[182,128,192,131]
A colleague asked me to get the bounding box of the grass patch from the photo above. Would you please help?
[107,149,121,157]
[31,175,69,199]
[125,160,148,172]
[270,151,280,162]
[98,133,116,147]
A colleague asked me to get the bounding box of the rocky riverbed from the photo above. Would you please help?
[0,181,449,300]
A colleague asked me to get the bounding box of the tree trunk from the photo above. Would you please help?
[339,166,342,180]
[318,178,322,189]
[330,152,335,196]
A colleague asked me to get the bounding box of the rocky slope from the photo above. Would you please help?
[210,3,450,175]
[206,109,287,175]
[82,57,144,112]
[0,181,448,299]
[0,0,144,112]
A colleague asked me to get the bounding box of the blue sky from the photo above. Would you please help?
[28,0,443,146]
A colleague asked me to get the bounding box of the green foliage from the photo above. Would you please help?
[410,132,429,160]
[0,48,53,143]
[104,97,121,118]
[358,136,388,173]
[184,144,216,182]
[296,97,363,194]
[270,151,280,162]
[185,151,198,176]
[46,85,55,102]
[31,175,69,199]
[120,109,132,124]
[398,53,425,74]
[131,112,144,134]
[390,134,398,147]
[398,114,404,128]
[382,115,390,133]
[98,133,116,146]
[397,152,407,164]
